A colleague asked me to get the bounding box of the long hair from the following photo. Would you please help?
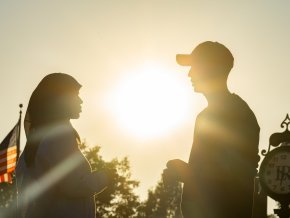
[23,73,81,167]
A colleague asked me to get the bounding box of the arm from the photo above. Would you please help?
[36,127,108,197]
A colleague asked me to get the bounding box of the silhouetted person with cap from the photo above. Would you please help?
[163,41,260,218]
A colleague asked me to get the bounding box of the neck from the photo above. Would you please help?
[203,85,231,107]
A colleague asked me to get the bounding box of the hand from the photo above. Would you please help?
[95,168,117,202]
[165,159,190,183]
[100,168,117,187]
[162,168,179,186]
[166,159,188,170]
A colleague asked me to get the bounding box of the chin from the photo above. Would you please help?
[192,84,206,94]
[193,86,201,93]
[71,113,81,119]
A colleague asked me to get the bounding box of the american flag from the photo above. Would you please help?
[0,121,20,183]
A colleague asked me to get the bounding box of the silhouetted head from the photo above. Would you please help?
[25,73,82,131]
[176,41,234,94]
[24,73,82,167]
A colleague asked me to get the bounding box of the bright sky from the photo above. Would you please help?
[1,0,290,215]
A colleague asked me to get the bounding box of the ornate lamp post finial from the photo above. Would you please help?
[280,114,290,131]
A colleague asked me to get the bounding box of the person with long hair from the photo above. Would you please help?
[16,73,112,218]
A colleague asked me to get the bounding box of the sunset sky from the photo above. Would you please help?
[1,0,290,214]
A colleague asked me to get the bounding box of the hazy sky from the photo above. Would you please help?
[1,0,290,214]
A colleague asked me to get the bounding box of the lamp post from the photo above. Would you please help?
[259,114,290,218]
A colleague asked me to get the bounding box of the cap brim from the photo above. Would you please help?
[176,54,193,66]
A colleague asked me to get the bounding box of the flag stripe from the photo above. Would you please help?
[6,166,16,174]
[0,146,17,156]
[0,162,16,171]
[0,151,17,163]
[0,121,20,183]
[0,162,16,174]
[0,166,16,175]
[0,173,12,183]
[0,157,17,167]
[0,154,17,165]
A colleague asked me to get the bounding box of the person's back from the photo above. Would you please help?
[182,93,260,218]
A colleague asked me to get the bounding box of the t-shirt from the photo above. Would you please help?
[182,93,260,218]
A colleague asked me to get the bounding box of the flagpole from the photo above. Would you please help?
[17,104,23,161]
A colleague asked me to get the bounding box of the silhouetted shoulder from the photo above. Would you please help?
[195,93,258,122]
[36,122,79,168]
[230,93,259,128]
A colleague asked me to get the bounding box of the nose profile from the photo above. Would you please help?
[79,96,83,105]
[188,67,194,79]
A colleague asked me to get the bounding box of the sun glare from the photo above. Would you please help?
[107,63,192,139]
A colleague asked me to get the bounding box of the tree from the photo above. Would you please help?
[137,178,183,218]
[0,173,17,218]
[80,142,141,217]
[0,174,15,208]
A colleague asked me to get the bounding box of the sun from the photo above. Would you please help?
[107,63,192,139]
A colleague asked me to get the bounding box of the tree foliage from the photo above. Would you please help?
[137,178,182,218]
[0,173,17,217]
[80,143,140,217]
[0,174,16,208]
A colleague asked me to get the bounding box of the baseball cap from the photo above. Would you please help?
[176,41,234,72]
